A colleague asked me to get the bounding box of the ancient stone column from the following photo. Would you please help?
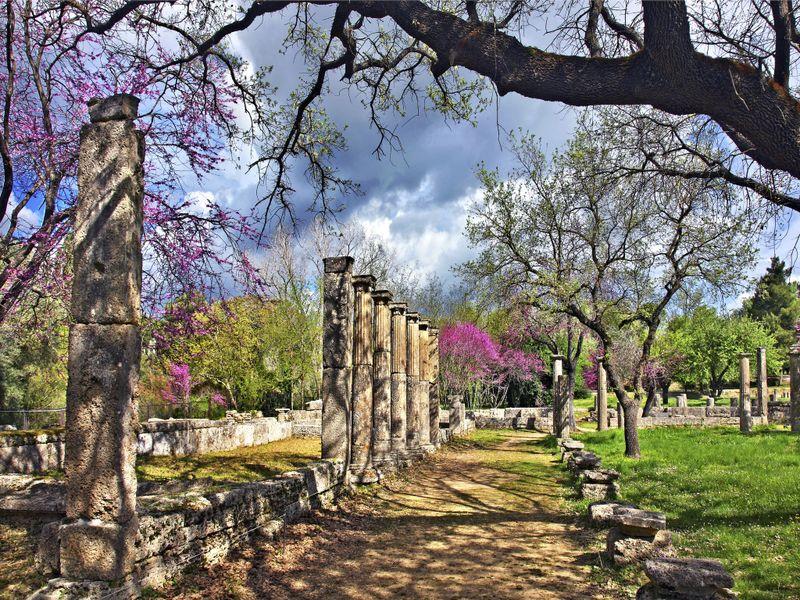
[552,355,568,438]
[405,312,421,455]
[597,357,608,431]
[790,349,800,433]
[418,320,433,451]
[62,94,143,582]
[429,328,441,447]
[739,353,753,434]
[371,289,393,474]
[756,347,768,420]
[389,302,408,462]
[351,275,377,482]
[322,256,355,463]
[449,396,464,434]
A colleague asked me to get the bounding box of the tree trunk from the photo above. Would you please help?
[641,385,657,417]
[607,367,641,458]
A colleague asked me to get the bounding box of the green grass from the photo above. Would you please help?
[574,426,800,600]
[136,436,321,484]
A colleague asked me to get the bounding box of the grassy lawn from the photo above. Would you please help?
[136,436,321,484]
[574,426,800,600]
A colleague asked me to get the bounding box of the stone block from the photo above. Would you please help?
[567,451,602,472]
[588,501,637,527]
[579,468,620,484]
[34,520,62,575]
[59,518,138,581]
[322,367,351,461]
[641,557,735,599]
[561,439,585,451]
[607,527,674,567]
[608,506,667,537]
[581,482,620,501]
[65,324,139,522]
[87,94,140,122]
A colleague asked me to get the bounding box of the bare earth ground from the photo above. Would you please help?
[157,430,613,600]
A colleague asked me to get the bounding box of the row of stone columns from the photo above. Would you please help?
[322,257,441,482]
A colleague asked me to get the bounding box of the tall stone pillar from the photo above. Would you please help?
[351,275,377,482]
[756,347,768,419]
[597,357,608,431]
[739,353,752,434]
[429,328,441,447]
[418,320,433,451]
[790,349,800,433]
[405,312,421,455]
[552,355,568,438]
[371,290,393,474]
[389,302,408,463]
[322,256,354,463]
[62,94,143,582]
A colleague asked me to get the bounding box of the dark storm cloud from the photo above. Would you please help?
[202,10,576,281]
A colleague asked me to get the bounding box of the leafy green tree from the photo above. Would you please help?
[667,307,779,397]
[743,257,800,353]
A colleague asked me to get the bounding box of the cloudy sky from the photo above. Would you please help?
[187,9,800,303]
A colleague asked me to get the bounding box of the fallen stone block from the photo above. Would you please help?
[581,481,620,501]
[579,468,620,484]
[637,557,736,599]
[606,526,674,567]
[561,439,585,452]
[608,506,667,536]
[567,451,602,472]
[588,501,637,527]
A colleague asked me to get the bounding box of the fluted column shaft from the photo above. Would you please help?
[390,303,408,461]
[405,312,420,454]
[739,353,752,434]
[351,275,376,481]
[597,357,608,431]
[371,290,393,471]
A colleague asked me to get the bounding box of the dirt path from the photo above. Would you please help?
[162,430,609,600]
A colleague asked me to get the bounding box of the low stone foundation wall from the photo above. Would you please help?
[23,459,346,595]
[0,415,293,474]
[285,409,322,438]
[589,404,781,428]
[469,407,553,432]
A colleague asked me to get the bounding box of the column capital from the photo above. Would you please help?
[739,352,752,359]
[406,311,419,323]
[418,319,430,331]
[353,274,376,289]
[552,354,565,361]
[372,289,393,304]
[87,94,140,122]
[389,301,407,315]
[430,327,439,337]
[323,255,354,273]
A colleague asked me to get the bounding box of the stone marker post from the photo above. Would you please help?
[739,353,753,434]
[371,290,393,474]
[597,357,608,431]
[390,302,408,463]
[406,312,421,455]
[322,256,355,463]
[552,355,568,438]
[418,320,433,451]
[790,348,800,433]
[351,275,377,482]
[756,347,768,420]
[449,395,464,434]
[429,328,441,447]
[61,94,143,582]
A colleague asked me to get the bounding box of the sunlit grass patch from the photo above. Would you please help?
[574,426,800,599]
[136,436,321,485]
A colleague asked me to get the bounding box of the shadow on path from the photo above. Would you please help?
[163,431,609,600]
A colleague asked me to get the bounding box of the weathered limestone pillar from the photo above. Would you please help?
[351,275,377,482]
[418,319,433,451]
[322,256,355,463]
[597,357,608,431]
[756,347,768,419]
[552,355,568,438]
[790,349,800,433]
[371,290,393,474]
[389,302,408,463]
[62,94,143,582]
[428,328,441,447]
[449,395,464,434]
[739,353,752,434]
[405,312,421,455]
